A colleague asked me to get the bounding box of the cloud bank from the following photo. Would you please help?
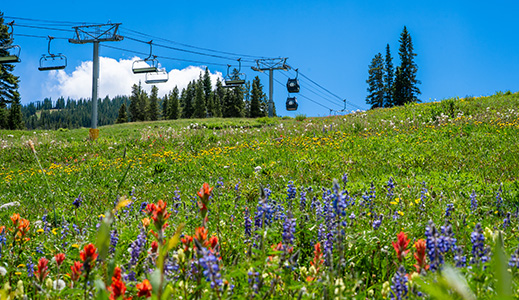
[44,56,223,100]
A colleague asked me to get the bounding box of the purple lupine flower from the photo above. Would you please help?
[342,173,348,188]
[60,221,69,248]
[390,265,408,300]
[419,182,428,212]
[503,212,511,230]
[470,223,488,265]
[282,215,296,246]
[216,177,224,188]
[454,247,466,268]
[509,246,519,268]
[0,230,5,259]
[495,186,503,214]
[300,190,307,212]
[445,204,454,219]
[387,177,395,199]
[72,193,82,208]
[254,199,274,229]
[244,207,252,241]
[372,214,383,230]
[129,226,147,268]
[26,257,34,278]
[470,190,477,213]
[248,269,261,295]
[425,221,444,272]
[140,202,148,212]
[110,229,119,254]
[287,181,297,207]
[171,188,181,215]
[198,247,223,290]
[42,214,50,234]
[440,224,457,253]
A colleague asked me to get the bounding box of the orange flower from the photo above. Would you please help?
[80,243,98,272]
[146,200,171,231]
[209,236,218,249]
[141,217,150,228]
[108,266,128,300]
[392,232,410,262]
[197,183,213,224]
[10,213,20,227]
[194,227,208,246]
[136,279,152,298]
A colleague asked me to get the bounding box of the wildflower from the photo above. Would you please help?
[198,247,223,290]
[26,258,34,278]
[10,213,20,227]
[392,232,410,263]
[197,183,214,224]
[425,221,444,272]
[307,242,324,282]
[413,239,428,274]
[445,203,454,218]
[108,266,127,300]
[286,181,296,206]
[508,246,519,268]
[387,177,395,199]
[454,247,467,268]
[129,226,147,268]
[372,214,383,230]
[136,279,152,298]
[80,243,98,272]
[282,215,296,246]
[244,207,252,241]
[141,217,150,228]
[503,212,511,230]
[72,193,82,208]
[146,200,171,232]
[470,190,477,213]
[181,234,193,257]
[54,253,66,268]
[470,223,488,265]
[34,257,49,284]
[390,265,408,300]
[110,229,119,254]
[300,190,307,211]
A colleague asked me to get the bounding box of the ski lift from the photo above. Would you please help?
[0,21,21,64]
[286,97,298,111]
[38,36,67,71]
[145,68,168,84]
[286,68,300,93]
[132,41,159,74]
[224,58,246,87]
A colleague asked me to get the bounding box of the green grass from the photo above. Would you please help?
[0,92,518,298]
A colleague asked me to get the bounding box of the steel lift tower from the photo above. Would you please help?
[251,58,288,118]
[69,23,123,139]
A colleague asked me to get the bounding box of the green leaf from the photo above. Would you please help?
[94,279,110,300]
[492,231,513,300]
[96,213,112,261]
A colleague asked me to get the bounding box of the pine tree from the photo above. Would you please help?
[162,94,169,120]
[181,81,195,118]
[383,44,395,107]
[213,79,225,118]
[366,53,384,109]
[116,103,128,124]
[148,85,159,121]
[7,96,23,129]
[250,76,264,118]
[193,81,206,118]
[168,87,179,120]
[129,83,142,122]
[0,12,20,125]
[393,26,421,106]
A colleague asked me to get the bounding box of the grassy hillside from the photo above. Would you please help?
[0,92,518,298]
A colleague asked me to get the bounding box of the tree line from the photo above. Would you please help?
[16,68,273,130]
[366,26,421,109]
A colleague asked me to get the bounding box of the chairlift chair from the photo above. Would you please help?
[224,58,246,87]
[0,21,21,64]
[145,69,169,84]
[132,41,159,74]
[286,97,298,111]
[286,68,300,93]
[38,36,67,71]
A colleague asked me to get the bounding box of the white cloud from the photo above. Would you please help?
[44,56,223,100]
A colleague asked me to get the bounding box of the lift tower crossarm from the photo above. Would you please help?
[250,58,288,117]
[68,23,123,136]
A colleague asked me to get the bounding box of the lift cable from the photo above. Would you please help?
[123,35,256,62]
[14,33,69,40]
[100,44,251,68]
[4,15,102,25]
[260,71,336,112]
[13,23,75,33]
[120,26,268,61]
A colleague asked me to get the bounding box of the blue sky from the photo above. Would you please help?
[2,0,519,117]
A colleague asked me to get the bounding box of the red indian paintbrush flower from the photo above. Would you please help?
[392,231,410,262]
[197,183,213,225]
[413,239,429,274]
[55,253,66,268]
[10,213,20,227]
[68,261,83,283]
[34,257,49,284]
[146,200,171,231]
[108,266,127,300]
[80,243,98,272]
[136,279,152,298]
[307,242,324,282]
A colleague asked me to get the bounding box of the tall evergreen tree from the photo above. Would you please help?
[393,26,421,105]
[213,79,225,118]
[116,103,128,124]
[0,12,21,128]
[139,90,149,121]
[7,97,23,129]
[366,53,384,109]
[148,85,159,121]
[181,81,195,118]
[383,44,395,107]
[250,76,263,118]
[129,83,141,122]
[162,94,169,120]
[168,87,179,119]
[193,81,206,118]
